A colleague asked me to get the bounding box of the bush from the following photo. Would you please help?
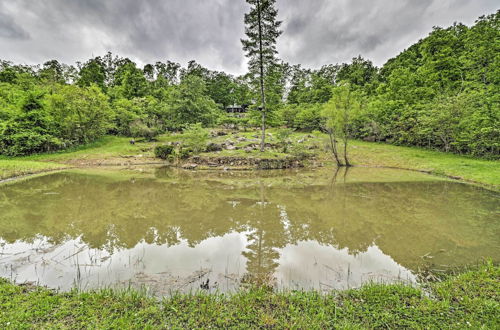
[154,144,174,159]
[276,128,293,152]
[290,143,311,160]
[129,120,159,141]
[205,143,223,152]
[294,104,323,131]
[182,123,209,154]
[178,147,193,159]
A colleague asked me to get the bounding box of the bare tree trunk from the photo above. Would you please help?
[343,135,351,167]
[261,110,266,151]
[343,89,352,167]
[257,0,266,152]
[327,129,344,166]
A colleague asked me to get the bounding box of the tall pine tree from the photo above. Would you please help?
[241,0,282,151]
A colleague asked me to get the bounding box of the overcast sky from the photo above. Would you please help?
[0,0,497,75]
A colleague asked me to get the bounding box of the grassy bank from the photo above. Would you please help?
[0,136,158,181]
[0,160,68,181]
[1,264,498,328]
[0,131,499,187]
[349,140,500,186]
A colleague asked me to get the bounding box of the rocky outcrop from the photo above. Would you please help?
[187,156,305,170]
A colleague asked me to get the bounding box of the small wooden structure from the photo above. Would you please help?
[225,104,248,114]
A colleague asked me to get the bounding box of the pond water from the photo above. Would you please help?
[0,167,498,295]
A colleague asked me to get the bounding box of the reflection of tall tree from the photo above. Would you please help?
[240,181,286,286]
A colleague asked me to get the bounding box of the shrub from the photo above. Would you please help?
[276,128,293,152]
[129,120,159,141]
[178,146,193,159]
[290,143,311,160]
[154,144,174,159]
[205,143,223,152]
[182,123,209,154]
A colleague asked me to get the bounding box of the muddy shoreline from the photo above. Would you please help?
[1,155,497,192]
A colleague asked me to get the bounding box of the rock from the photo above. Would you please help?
[211,130,228,137]
[182,163,198,170]
[244,146,253,153]
[206,143,223,152]
[226,145,237,150]
[237,137,247,142]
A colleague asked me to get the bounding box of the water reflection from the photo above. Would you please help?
[0,167,498,293]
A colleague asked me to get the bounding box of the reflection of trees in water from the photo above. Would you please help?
[0,170,498,273]
[240,181,286,286]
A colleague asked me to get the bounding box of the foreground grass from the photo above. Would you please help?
[0,131,499,187]
[0,264,498,328]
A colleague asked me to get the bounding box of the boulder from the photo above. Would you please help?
[205,143,223,152]
[182,163,198,170]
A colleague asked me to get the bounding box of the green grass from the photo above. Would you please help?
[11,136,158,162]
[0,136,165,180]
[1,264,498,328]
[349,140,500,186]
[0,160,68,181]
[0,131,499,187]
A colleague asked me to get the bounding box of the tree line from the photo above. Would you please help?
[0,9,498,158]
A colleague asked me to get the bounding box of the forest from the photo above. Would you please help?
[0,10,498,159]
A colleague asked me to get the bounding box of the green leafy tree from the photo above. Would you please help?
[322,84,361,166]
[166,75,219,129]
[46,85,113,144]
[77,57,107,90]
[0,91,61,155]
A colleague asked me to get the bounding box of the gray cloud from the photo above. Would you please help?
[277,0,498,68]
[0,11,29,39]
[0,0,497,74]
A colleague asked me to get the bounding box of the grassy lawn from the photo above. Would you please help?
[0,136,164,180]
[0,264,498,328]
[349,140,500,186]
[0,131,498,187]
[0,160,68,181]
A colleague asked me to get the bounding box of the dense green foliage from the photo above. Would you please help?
[0,56,245,156]
[0,264,498,328]
[1,11,498,158]
[280,12,499,158]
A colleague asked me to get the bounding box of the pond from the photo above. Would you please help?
[0,166,498,295]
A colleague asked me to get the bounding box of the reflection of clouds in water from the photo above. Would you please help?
[277,241,416,290]
[0,233,249,294]
[1,234,416,294]
[137,232,248,276]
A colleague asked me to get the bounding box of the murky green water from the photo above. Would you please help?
[0,167,498,294]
